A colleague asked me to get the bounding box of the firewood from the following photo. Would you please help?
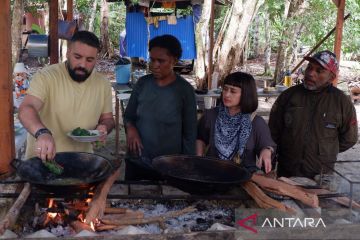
[251,174,319,208]
[242,181,295,213]
[85,167,121,224]
[95,224,123,231]
[100,206,196,226]
[0,183,31,235]
[70,220,94,233]
[101,211,144,221]
[278,177,360,209]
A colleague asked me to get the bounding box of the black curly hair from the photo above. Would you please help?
[149,35,182,59]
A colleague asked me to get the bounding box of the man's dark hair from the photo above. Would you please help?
[149,35,182,59]
[222,71,258,113]
[70,31,101,51]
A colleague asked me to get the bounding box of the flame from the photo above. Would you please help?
[90,221,95,231]
[48,212,57,219]
[85,198,92,203]
[48,198,54,208]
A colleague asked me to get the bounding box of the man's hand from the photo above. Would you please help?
[126,124,143,156]
[35,133,56,161]
[96,124,108,142]
[257,148,273,173]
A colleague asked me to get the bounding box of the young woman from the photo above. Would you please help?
[196,72,276,173]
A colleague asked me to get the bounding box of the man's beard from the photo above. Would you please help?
[66,62,92,82]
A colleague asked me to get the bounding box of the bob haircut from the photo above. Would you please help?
[222,71,258,114]
[70,31,101,51]
[149,35,182,60]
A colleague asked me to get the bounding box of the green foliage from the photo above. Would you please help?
[108,2,126,49]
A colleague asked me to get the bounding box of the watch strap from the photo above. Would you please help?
[34,128,52,139]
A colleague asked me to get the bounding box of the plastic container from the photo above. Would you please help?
[115,64,131,84]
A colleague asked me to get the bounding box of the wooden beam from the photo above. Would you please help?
[333,0,345,86]
[0,0,15,176]
[67,0,73,21]
[49,0,59,64]
[207,0,215,90]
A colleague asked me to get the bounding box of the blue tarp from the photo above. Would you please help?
[125,12,196,59]
[125,12,148,59]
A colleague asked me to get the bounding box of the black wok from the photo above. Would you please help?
[152,155,252,194]
[12,152,114,193]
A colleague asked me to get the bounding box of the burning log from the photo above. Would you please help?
[279,177,360,209]
[70,220,94,233]
[95,224,124,231]
[0,183,31,235]
[85,167,121,224]
[100,206,196,227]
[251,174,319,208]
[101,211,144,221]
[242,181,295,213]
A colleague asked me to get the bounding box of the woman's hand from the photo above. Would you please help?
[35,134,56,161]
[126,124,143,156]
[257,148,273,173]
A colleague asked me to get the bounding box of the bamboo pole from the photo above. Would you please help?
[0,0,14,176]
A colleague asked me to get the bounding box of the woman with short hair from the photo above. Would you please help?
[196,71,276,173]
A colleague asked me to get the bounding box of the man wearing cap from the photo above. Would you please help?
[269,50,358,178]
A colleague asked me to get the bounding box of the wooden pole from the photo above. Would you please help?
[333,0,345,86]
[207,0,215,90]
[0,0,15,176]
[67,0,73,21]
[50,0,59,64]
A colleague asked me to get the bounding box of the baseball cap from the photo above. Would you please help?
[304,50,339,76]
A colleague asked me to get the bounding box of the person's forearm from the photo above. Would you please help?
[196,140,206,156]
[19,105,46,137]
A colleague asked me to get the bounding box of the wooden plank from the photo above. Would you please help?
[49,0,59,64]
[333,0,345,86]
[0,0,15,176]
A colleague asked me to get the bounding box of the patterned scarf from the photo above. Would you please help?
[214,104,252,160]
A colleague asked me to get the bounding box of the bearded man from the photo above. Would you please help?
[269,50,358,178]
[19,31,115,161]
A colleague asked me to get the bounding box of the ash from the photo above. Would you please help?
[111,200,236,233]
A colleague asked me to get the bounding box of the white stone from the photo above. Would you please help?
[115,226,149,235]
[24,229,56,238]
[0,230,18,239]
[74,230,98,237]
[207,223,236,231]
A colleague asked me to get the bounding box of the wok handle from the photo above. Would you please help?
[11,158,22,170]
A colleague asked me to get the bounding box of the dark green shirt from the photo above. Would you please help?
[269,84,358,178]
[124,74,197,159]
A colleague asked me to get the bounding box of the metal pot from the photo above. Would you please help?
[152,155,252,194]
[12,152,114,193]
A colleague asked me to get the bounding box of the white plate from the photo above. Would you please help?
[67,130,104,142]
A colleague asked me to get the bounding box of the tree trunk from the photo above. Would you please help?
[251,14,260,59]
[11,0,24,67]
[263,8,272,76]
[273,0,307,84]
[194,0,212,89]
[213,0,263,86]
[100,0,114,58]
[88,0,98,32]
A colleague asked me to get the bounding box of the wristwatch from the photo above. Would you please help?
[34,128,52,139]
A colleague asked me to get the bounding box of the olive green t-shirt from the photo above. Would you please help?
[25,62,113,158]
